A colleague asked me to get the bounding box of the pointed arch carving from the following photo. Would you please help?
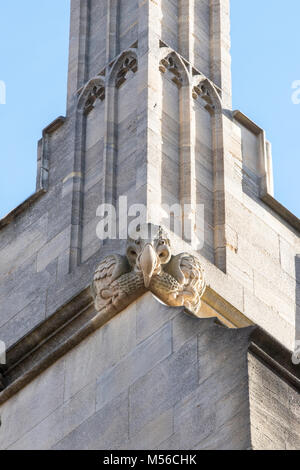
[192,77,222,114]
[109,49,138,88]
[159,50,190,88]
[70,49,139,268]
[99,48,139,213]
[192,74,226,269]
[159,48,196,245]
[78,77,105,115]
[70,75,106,268]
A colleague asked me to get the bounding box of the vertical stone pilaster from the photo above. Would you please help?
[136,0,163,221]
[64,0,91,270]
[213,109,227,271]
[69,109,86,270]
[102,72,118,208]
[210,0,232,109]
[67,0,90,112]
[209,0,233,270]
[179,78,197,245]
[179,0,195,65]
[106,0,120,64]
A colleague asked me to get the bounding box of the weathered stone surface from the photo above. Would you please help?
[0,290,298,451]
[129,337,199,436]
[249,353,300,450]
[0,0,298,452]
[53,391,129,450]
[8,405,64,451]
[0,361,64,449]
[136,293,180,343]
[63,304,137,401]
[154,322,253,450]
[7,381,96,450]
[119,409,174,451]
[0,0,297,354]
[0,293,46,349]
[96,322,172,410]
[193,413,251,450]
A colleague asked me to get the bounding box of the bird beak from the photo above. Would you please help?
[139,244,157,288]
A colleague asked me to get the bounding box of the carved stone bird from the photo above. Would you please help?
[92,224,206,316]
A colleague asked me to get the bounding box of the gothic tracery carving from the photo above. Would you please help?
[115,55,138,88]
[159,54,185,88]
[83,84,105,115]
[78,77,106,116]
[192,80,220,114]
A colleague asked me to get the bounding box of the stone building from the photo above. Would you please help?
[0,0,299,450]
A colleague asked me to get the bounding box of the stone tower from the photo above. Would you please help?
[0,0,299,450]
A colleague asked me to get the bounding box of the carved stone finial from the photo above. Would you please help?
[92,224,206,317]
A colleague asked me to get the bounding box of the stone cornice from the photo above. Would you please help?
[202,286,252,328]
[0,282,299,406]
[249,329,300,391]
[0,188,46,230]
[260,192,300,234]
[0,287,93,403]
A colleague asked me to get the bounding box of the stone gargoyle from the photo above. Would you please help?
[92,224,206,317]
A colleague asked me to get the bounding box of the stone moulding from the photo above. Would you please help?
[0,188,46,231]
[0,287,94,401]
[0,282,299,405]
[260,192,300,234]
[249,329,300,392]
[0,287,184,404]
[0,282,299,406]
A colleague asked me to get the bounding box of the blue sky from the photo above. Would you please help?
[0,0,299,219]
[231,0,300,217]
[0,0,70,217]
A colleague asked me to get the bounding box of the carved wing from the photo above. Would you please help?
[92,255,130,312]
[163,253,206,313]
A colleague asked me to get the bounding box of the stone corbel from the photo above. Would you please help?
[92,224,206,317]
